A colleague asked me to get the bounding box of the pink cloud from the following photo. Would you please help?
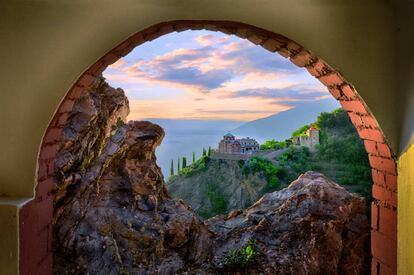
[195,34,230,46]
[103,30,332,121]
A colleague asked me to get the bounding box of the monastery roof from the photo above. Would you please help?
[238,138,258,142]
[224,133,234,137]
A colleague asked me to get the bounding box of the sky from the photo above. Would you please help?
[103,30,333,122]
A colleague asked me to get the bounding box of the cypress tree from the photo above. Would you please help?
[208,146,212,156]
[170,159,174,176]
[192,152,195,163]
[182,157,187,169]
[202,148,207,156]
[177,157,181,172]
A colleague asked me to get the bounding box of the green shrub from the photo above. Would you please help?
[260,139,287,150]
[309,163,322,170]
[279,146,310,163]
[242,157,280,189]
[220,239,257,270]
[176,155,211,178]
[292,124,314,137]
[206,182,227,214]
[288,108,372,214]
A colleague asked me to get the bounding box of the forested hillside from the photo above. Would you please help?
[265,108,372,212]
[166,108,372,218]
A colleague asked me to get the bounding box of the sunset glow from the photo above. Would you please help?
[103,30,332,121]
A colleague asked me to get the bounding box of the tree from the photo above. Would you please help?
[182,157,187,169]
[260,140,287,150]
[170,159,174,176]
[292,124,312,137]
[177,157,181,172]
[192,152,195,163]
[208,146,212,156]
[202,148,207,156]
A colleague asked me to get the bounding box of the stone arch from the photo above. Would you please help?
[21,20,397,275]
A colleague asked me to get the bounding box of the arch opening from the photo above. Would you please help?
[22,20,397,275]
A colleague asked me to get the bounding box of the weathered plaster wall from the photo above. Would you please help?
[397,1,414,155]
[396,2,414,274]
[0,0,398,198]
[398,144,414,274]
[0,203,19,275]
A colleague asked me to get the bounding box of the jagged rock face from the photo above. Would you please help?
[53,78,369,275]
[53,78,212,275]
[207,171,370,274]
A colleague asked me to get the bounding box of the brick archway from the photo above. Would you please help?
[21,20,397,275]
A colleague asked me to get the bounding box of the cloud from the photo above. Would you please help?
[195,34,229,46]
[221,87,330,104]
[104,30,333,121]
[221,42,295,73]
[155,67,233,90]
[193,108,273,115]
[108,38,300,93]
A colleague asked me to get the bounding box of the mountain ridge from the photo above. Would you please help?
[231,99,340,143]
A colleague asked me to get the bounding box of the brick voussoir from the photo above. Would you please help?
[339,84,358,100]
[317,72,344,87]
[260,39,284,52]
[369,155,397,176]
[290,50,315,68]
[100,52,120,67]
[306,58,328,77]
[357,128,385,143]
[340,100,368,114]
[246,34,266,45]
[372,183,397,207]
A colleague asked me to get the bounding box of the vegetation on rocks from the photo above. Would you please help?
[169,155,210,180]
[274,108,372,212]
[205,181,227,216]
[206,172,370,274]
[169,108,372,218]
[167,156,270,219]
[220,239,257,270]
[260,139,287,150]
[292,124,314,137]
[242,157,281,189]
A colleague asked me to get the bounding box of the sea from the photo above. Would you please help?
[146,119,244,178]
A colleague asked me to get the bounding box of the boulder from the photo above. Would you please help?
[206,171,370,275]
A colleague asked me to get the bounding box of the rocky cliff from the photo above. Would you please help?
[53,77,370,274]
[167,158,269,218]
[53,78,211,274]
